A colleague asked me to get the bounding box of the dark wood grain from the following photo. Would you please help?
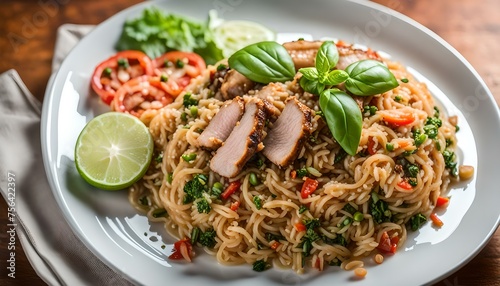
[0,0,498,285]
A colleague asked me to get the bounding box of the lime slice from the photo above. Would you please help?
[74,112,153,191]
[213,20,276,58]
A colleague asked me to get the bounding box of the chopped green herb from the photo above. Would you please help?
[340,217,352,226]
[446,138,453,148]
[401,78,409,83]
[183,93,198,107]
[117,58,129,68]
[443,149,458,176]
[180,112,187,121]
[161,245,166,249]
[164,59,171,67]
[166,172,173,184]
[196,197,211,213]
[406,164,420,178]
[183,174,208,204]
[139,196,148,206]
[152,208,167,218]
[433,106,440,117]
[402,149,417,157]
[415,133,428,147]
[370,192,392,224]
[455,125,460,132]
[304,218,320,229]
[409,213,427,231]
[252,260,269,272]
[386,143,395,152]
[394,95,402,102]
[176,59,185,68]
[435,140,441,151]
[328,258,342,266]
[103,67,112,77]
[315,110,324,118]
[182,153,197,162]
[322,234,347,247]
[155,152,164,163]
[342,203,357,215]
[199,228,216,248]
[249,173,260,186]
[266,232,285,242]
[253,196,262,210]
[191,227,201,245]
[160,74,168,82]
[296,167,308,178]
[424,124,438,139]
[298,205,308,214]
[144,232,147,236]
[256,157,264,168]
[216,63,227,71]
[425,117,442,128]
[334,149,348,164]
[408,177,418,187]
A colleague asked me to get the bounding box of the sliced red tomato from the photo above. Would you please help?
[300,177,319,199]
[169,238,193,261]
[91,50,153,105]
[294,222,306,232]
[436,196,450,208]
[230,201,240,211]
[152,51,206,96]
[381,110,415,127]
[377,231,397,254]
[430,213,444,227]
[111,75,174,118]
[221,181,241,200]
[397,179,413,191]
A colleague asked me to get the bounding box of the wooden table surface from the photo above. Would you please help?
[0,0,499,285]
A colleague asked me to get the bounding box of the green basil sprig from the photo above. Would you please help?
[344,60,399,96]
[319,89,362,155]
[228,41,296,84]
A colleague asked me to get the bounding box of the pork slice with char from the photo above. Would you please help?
[210,98,266,178]
[262,97,312,167]
[198,97,245,150]
[220,69,256,100]
[283,40,381,70]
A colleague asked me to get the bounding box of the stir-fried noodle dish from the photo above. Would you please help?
[124,39,466,274]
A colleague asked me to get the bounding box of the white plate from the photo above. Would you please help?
[41,0,500,285]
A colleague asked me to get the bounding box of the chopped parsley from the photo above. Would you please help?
[298,205,308,214]
[182,93,198,107]
[334,149,348,164]
[266,232,285,242]
[370,192,392,224]
[443,149,458,176]
[216,63,227,71]
[409,213,427,231]
[401,78,409,83]
[196,197,211,214]
[152,208,167,218]
[199,228,217,248]
[342,203,357,215]
[296,167,308,178]
[252,260,270,272]
[183,174,208,204]
[253,196,262,210]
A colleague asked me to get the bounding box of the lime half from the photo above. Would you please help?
[75,112,154,191]
[213,20,276,58]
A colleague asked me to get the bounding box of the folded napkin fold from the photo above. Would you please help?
[0,24,131,286]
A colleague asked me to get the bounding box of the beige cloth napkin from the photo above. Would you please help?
[0,24,132,286]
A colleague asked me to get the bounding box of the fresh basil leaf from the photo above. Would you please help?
[299,67,319,81]
[316,41,339,75]
[319,89,362,155]
[300,77,325,95]
[344,60,399,96]
[228,41,295,84]
[321,69,349,85]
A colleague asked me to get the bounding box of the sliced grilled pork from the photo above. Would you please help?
[197,97,245,150]
[283,40,381,70]
[336,44,381,70]
[262,97,312,167]
[283,40,322,70]
[255,85,281,120]
[210,98,266,178]
[220,69,256,100]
